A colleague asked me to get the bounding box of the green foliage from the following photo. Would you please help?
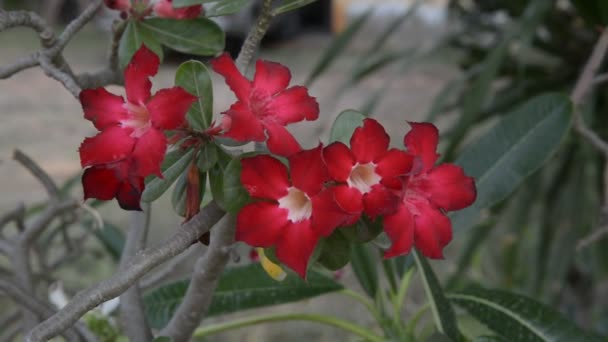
[350,243,378,298]
[142,148,195,202]
[205,0,250,17]
[83,221,125,261]
[118,20,164,69]
[175,60,214,130]
[317,230,352,271]
[273,0,319,15]
[221,156,250,214]
[329,109,366,144]
[139,18,224,55]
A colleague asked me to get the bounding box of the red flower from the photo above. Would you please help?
[103,0,132,11]
[383,123,476,259]
[153,0,202,19]
[210,53,319,156]
[82,159,144,210]
[236,146,356,278]
[79,45,196,209]
[323,119,413,224]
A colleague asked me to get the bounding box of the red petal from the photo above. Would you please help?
[323,142,354,182]
[147,87,196,130]
[403,122,439,171]
[412,200,452,259]
[131,129,167,178]
[153,0,201,19]
[275,219,319,278]
[264,122,302,157]
[104,0,130,11]
[82,166,120,201]
[236,202,288,247]
[125,46,160,105]
[80,88,127,130]
[383,204,414,258]
[289,145,327,196]
[210,53,251,102]
[241,155,289,200]
[116,177,144,211]
[267,86,319,124]
[253,60,291,95]
[415,163,476,211]
[362,185,400,218]
[222,102,266,142]
[351,119,389,163]
[79,126,136,168]
[375,149,413,179]
[311,185,362,236]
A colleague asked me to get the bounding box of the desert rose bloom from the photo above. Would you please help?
[153,0,202,19]
[383,123,476,258]
[211,53,319,156]
[236,146,358,278]
[82,159,144,210]
[79,46,196,209]
[323,119,413,223]
[103,0,132,11]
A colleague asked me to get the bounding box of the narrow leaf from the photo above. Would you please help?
[140,18,224,56]
[118,20,163,69]
[222,157,249,214]
[197,143,219,172]
[142,149,195,202]
[350,243,378,298]
[329,109,366,144]
[273,0,319,15]
[175,60,214,130]
[206,0,250,17]
[173,0,219,7]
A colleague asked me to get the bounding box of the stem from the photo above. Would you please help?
[394,268,415,320]
[405,303,430,339]
[339,288,381,320]
[192,313,385,342]
[235,0,274,73]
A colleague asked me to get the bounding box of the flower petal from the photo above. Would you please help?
[323,142,354,182]
[413,200,452,259]
[210,53,251,102]
[289,145,327,196]
[383,204,414,258]
[266,86,319,124]
[375,148,413,179]
[125,45,160,105]
[116,177,144,211]
[131,128,167,178]
[253,60,291,95]
[222,102,266,142]
[82,166,120,201]
[403,122,439,171]
[275,219,319,278]
[104,0,130,11]
[264,122,302,157]
[363,185,400,218]
[351,118,390,163]
[79,126,136,168]
[80,88,128,130]
[153,0,202,19]
[415,163,476,211]
[147,87,197,130]
[236,202,288,247]
[241,155,289,200]
[311,185,362,236]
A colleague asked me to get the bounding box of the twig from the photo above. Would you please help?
[39,56,82,97]
[51,0,102,53]
[0,53,40,78]
[0,203,25,231]
[26,201,225,342]
[159,214,235,342]
[235,0,275,72]
[13,149,60,200]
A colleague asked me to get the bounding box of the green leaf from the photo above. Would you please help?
[572,0,608,26]
[317,230,352,271]
[449,287,604,341]
[85,221,125,261]
[175,60,214,130]
[118,20,163,69]
[142,149,195,202]
[329,109,366,144]
[197,143,219,172]
[152,337,173,342]
[171,171,207,217]
[140,18,224,56]
[413,250,461,341]
[306,10,373,86]
[206,0,250,17]
[350,243,378,298]
[273,0,319,15]
[451,93,572,232]
[144,264,343,329]
[221,157,249,214]
[173,0,219,7]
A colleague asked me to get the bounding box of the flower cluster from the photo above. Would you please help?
[104,0,202,19]
[79,46,196,210]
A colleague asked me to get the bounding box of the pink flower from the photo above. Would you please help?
[236,146,358,278]
[210,53,319,156]
[78,45,196,209]
[383,123,476,258]
[153,0,202,19]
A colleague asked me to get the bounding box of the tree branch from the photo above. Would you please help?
[235,0,275,72]
[26,201,225,342]
[13,149,60,200]
[160,214,235,342]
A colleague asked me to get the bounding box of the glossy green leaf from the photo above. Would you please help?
[451,93,572,232]
[273,0,319,15]
[329,109,366,144]
[222,157,249,214]
[350,243,378,298]
[206,0,250,17]
[413,250,461,341]
[118,20,163,69]
[175,60,214,130]
[144,263,343,328]
[449,287,604,341]
[140,18,224,55]
[317,230,351,271]
[197,143,219,172]
[142,149,195,202]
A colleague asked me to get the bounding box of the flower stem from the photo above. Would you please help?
[235,0,275,73]
[192,312,384,341]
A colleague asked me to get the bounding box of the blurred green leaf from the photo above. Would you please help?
[317,230,351,271]
[413,250,461,341]
[350,243,378,298]
[152,337,172,342]
[572,0,608,26]
[144,263,343,329]
[449,287,604,341]
[118,20,163,69]
[140,18,224,55]
[206,0,250,17]
[329,109,366,144]
[83,221,125,261]
[175,60,214,130]
[273,0,318,15]
[222,157,249,214]
[173,0,218,7]
[197,143,219,172]
[172,171,206,217]
[451,93,572,232]
[142,149,194,202]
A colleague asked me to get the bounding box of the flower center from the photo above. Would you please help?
[348,163,381,194]
[122,102,151,137]
[249,90,271,118]
[277,187,312,223]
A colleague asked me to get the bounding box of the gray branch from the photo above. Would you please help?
[13,149,60,200]
[235,0,275,72]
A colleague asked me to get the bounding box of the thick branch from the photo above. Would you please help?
[0,53,40,78]
[26,201,225,342]
[160,214,235,342]
[51,0,102,54]
[235,0,275,72]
